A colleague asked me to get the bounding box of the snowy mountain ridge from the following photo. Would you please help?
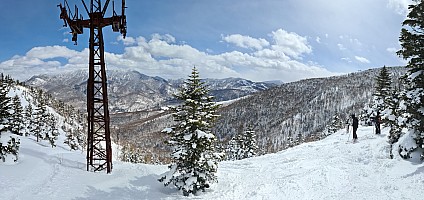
[25,70,277,113]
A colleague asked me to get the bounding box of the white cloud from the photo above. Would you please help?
[26,46,80,60]
[316,36,321,43]
[337,44,346,51]
[118,36,136,46]
[341,57,352,63]
[270,29,312,59]
[222,34,270,50]
[354,56,370,64]
[151,33,176,44]
[1,30,337,83]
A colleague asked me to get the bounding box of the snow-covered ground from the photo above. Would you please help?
[1,125,423,200]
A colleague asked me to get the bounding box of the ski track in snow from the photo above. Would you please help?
[1,126,423,200]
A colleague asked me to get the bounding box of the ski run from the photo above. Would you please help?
[1,124,423,200]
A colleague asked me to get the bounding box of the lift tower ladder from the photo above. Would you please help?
[58,0,127,173]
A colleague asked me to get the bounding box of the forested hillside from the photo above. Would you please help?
[214,67,406,154]
[0,73,86,162]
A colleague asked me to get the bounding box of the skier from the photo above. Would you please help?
[345,119,350,134]
[375,111,381,134]
[351,114,358,142]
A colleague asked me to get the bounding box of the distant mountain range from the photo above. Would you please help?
[25,70,278,113]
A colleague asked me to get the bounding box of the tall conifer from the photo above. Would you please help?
[159,67,221,196]
[397,0,424,160]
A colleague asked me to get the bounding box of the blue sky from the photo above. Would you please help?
[0,0,413,82]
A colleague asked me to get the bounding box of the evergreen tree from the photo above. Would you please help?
[286,132,295,148]
[226,126,258,160]
[159,67,221,196]
[386,87,404,143]
[24,103,33,137]
[396,0,424,160]
[226,135,240,160]
[374,66,392,114]
[326,115,344,134]
[0,80,11,133]
[295,133,304,145]
[32,100,47,142]
[64,129,80,150]
[241,126,258,159]
[10,95,25,136]
[45,114,59,147]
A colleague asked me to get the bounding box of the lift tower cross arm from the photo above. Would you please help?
[58,0,127,173]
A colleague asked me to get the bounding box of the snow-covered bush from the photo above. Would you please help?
[0,136,20,162]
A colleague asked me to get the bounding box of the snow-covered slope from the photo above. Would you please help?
[1,125,422,200]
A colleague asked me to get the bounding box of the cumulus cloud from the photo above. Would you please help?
[1,29,337,83]
[222,34,270,50]
[26,46,80,60]
[118,36,136,46]
[0,45,88,81]
[354,56,370,64]
[270,29,312,59]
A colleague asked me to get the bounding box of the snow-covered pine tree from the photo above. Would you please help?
[241,126,258,159]
[32,99,47,142]
[24,103,33,137]
[295,133,304,145]
[226,135,240,160]
[286,132,295,148]
[374,66,392,114]
[326,115,344,134]
[10,95,25,136]
[159,67,221,196]
[64,129,80,150]
[45,113,59,147]
[383,86,405,158]
[396,0,424,160]
[0,80,11,133]
[226,126,258,160]
[32,96,57,146]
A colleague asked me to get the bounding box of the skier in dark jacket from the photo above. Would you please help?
[375,111,381,134]
[351,114,358,141]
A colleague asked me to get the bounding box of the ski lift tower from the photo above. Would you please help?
[58,0,127,173]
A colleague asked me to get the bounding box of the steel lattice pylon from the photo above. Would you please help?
[58,0,127,173]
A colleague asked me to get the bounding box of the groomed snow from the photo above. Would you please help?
[1,125,423,200]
